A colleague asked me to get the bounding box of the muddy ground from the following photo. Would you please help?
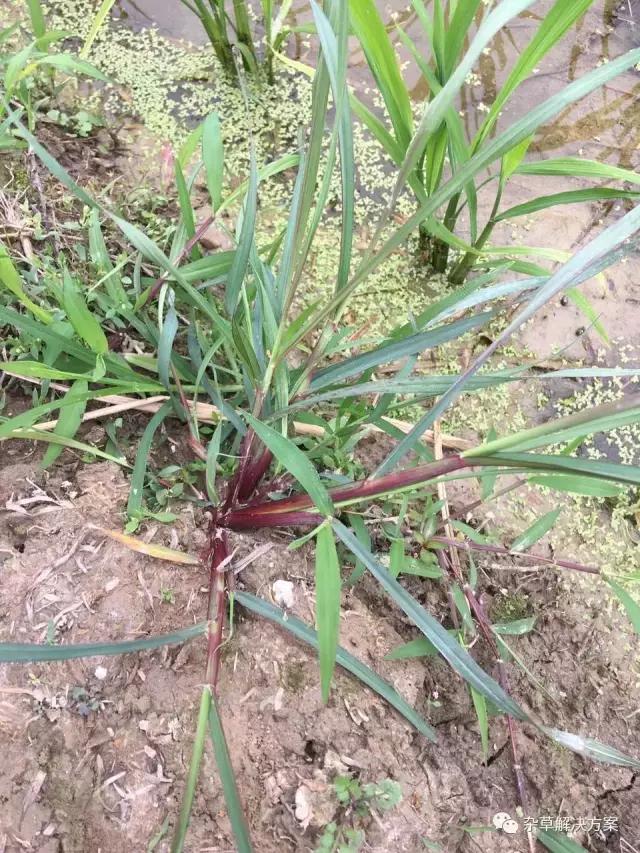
[0,434,639,852]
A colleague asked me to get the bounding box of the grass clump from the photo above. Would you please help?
[2,2,640,851]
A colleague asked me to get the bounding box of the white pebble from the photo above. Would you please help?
[272,580,295,609]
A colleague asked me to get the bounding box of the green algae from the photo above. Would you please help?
[17,0,640,603]
[44,0,455,331]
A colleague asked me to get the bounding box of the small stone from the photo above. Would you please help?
[272,580,294,609]
[95,666,108,680]
[323,749,348,776]
[294,785,313,828]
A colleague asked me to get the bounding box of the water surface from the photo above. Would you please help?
[118,0,639,164]
[114,0,639,357]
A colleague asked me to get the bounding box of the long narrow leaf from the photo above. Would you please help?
[81,0,117,57]
[473,0,593,149]
[96,526,200,564]
[203,112,224,212]
[606,579,640,634]
[0,242,52,323]
[6,427,129,465]
[495,188,640,221]
[511,509,561,552]
[310,312,494,390]
[41,379,88,468]
[171,688,211,853]
[244,413,333,516]
[465,393,640,457]
[311,0,353,296]
[349,0,412,148]
[26,0,46,38]
[537,831,588,853]
[516,157,640,185]
[127,400,173,517]
[62,271,108,355]
[0,623,206,662]
[332,521,527,720]
[225,147,258,315]
[235,591,436,740]
[377,199,640,473]
[543,727,640,769]
[208,697,253,852]
[528,473,621,497]
[470,686,489,762]
[445,0,483,74]
[472,452,640,488]
[158,292,179,390]
[315,522,341,702]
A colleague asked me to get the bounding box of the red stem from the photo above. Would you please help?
[227,509,324,530]
[223,455,468,529]
[461,585,535,853]
[223,391,268,510]
[237,448,274,501]
[148,216,214,303]
[431,535,600,575]
[223,428,258,510]
[205,522,229,691]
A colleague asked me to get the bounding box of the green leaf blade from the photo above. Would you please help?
[0,623,206,662]
[244,413,333,516]
[315,522,341,703]
[332,520,528,721]
[606,578,640,634]
[537,830,588,853]
[63,270,109,354]
[203,112,224,211]
[473,0,594,149]
[511,508,561,552]
[349,0,412,149]
[208,697,254,853]
[235,591,436,740]
[0,242,53,324]
[470,686,489,763]
[225,147,258,316]
[42,379,89,468]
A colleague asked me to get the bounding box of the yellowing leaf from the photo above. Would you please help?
[94,527,200,565]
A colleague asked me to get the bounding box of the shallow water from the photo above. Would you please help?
[118,0,640,165]
[115,0,639,358]
[116,0,204,41]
